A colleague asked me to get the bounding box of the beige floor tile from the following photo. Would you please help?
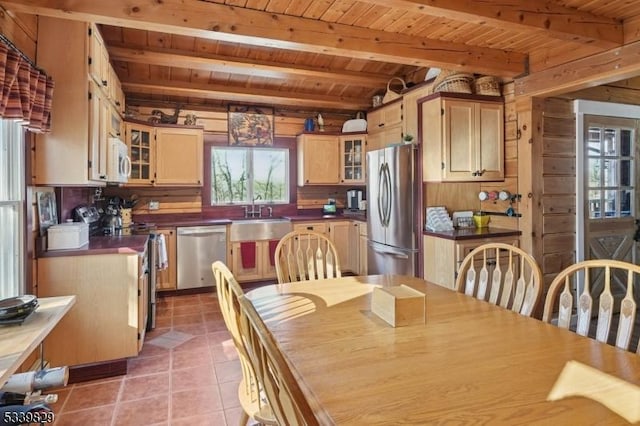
[114,394,169,425]
[171,365,218,392]
[120,372,170,401]
[172,347,214,370]
[170,385,224,419]
[218,379,242,409]
[214,359,243,384]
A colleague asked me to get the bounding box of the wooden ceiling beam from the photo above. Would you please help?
[358,0,622,50]
[515,40,640,98]
[1,0,526,77]
[108,45,390,87]
[121,78,371,110]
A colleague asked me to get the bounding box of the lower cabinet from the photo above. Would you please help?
[230,240,277,282]
[357,222,368,275]
[423,235,519,290]
[155,228,177,291]
[37,252,148,367]
[328,220,359,273]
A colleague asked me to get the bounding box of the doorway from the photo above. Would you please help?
[575,100,640,301]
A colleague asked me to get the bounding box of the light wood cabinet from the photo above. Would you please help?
[155,127,204,186]
[357,222,368,275]
[37,252,147,366]
[125,122,154,185]
[156,228,177,291]
[421,93,504,182]
[230,240,276,282]
[293,222,328,234]
[339,134,366,184]
[297,134,340,185]
[33,17,125,186]
[423,235,519,290]
[328,220,358,272]
[367,100,403,151]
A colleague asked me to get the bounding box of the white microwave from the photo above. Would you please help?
[107,137,131,183]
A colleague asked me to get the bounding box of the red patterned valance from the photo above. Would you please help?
[0,36,54,133]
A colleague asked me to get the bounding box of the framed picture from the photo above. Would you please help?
[36,190,58,236]
[228,105,274,146]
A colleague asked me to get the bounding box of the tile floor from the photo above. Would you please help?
[49,292,249,425]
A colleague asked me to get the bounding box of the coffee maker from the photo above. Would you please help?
[346,189,364,211]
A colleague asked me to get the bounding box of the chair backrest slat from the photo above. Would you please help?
[237,295,319,426]
[455,243,542,317]
[542,259,640,353]
[275,230,342,284]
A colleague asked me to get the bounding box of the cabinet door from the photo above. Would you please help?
[138,252,148,351]
[231,241,262,281]
[443,99,476,181]
[156,228,177,291]
[88,81,109,182]
[88,23,105,87]
[125,123,154,185]
[155,127,204,186]
[328,221,357,273]
[339,135,366,184]
[357,222,368,275]
[258,241,277,280]
[477,102,504,181]
[402,85,431,142]
[297,135,340,185]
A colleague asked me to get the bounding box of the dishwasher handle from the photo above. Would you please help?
[177,227,227,237]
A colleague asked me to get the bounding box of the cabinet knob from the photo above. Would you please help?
[102,80,108,86]
[378,123,384,128]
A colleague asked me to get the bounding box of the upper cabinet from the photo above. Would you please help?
[155,127,204,186]
[367,99,403,152]
[125,122,154,185]
[33,18,126,186]
[297,133,366,186]
[421,93,504,182]
[339,134,366,184]
[124,122,204,187]
[297,133,340,185]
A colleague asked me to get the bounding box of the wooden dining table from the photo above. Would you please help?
[245,275,640,425]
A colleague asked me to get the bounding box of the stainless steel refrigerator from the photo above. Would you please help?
[366,144,418,276]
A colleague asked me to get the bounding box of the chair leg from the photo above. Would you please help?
[239,411,250,426]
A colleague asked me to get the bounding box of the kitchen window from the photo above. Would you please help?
[0,119,25,299]
[210,146,289,205]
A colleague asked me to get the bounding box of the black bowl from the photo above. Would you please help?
[0,295,38,321]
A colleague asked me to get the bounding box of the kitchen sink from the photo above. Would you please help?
[230,218,292,241]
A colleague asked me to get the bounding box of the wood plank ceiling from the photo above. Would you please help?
[3,0,640,113]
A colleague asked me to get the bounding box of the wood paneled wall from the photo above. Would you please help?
[129,106,351,136]
[537,98,577,289]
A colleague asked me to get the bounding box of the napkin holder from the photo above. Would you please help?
[371,285,425,327]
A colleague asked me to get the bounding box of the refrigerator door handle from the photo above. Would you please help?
[384,162,392,227]
[377,163,386,227]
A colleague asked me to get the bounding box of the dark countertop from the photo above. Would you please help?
[131,213,366,228]
[423,227,521,240]
[38,235,149,258]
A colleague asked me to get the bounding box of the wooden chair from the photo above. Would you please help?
[236,294,320,426]
[542,259,640,354]
[455,243,542,317]
[211,261,276,425]
[274,230,341,284]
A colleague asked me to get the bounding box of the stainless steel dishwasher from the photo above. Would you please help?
[177,225,227,289]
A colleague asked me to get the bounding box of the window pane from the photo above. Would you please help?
[602,159,618,187]
[604,189,617,217]
[620,189,632,217]
[620,159,631,186]
[621,129,631,156]
[588,190,601,219]
[253,148,288,203]
[603,129,617,156]
[587,158,600,187]
[0,119,25,299]
[211,148,248,204]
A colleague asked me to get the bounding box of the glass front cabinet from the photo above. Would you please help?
[125,122,154,185]
[339,134,366,184]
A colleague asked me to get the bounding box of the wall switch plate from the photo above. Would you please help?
[149,200,160,210]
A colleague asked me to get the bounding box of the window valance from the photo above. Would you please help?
[0,35,54,133]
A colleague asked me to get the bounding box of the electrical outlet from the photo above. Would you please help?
[149,200,160,210]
